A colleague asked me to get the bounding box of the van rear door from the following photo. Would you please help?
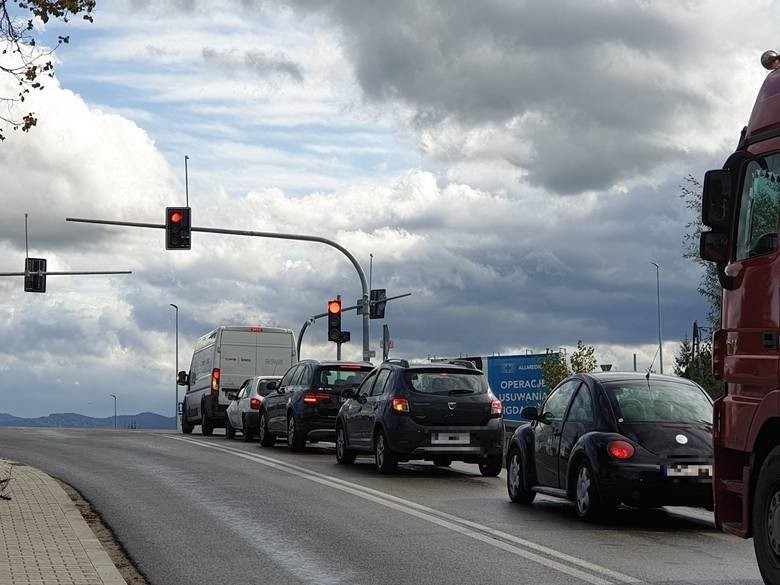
[219,330,257,402]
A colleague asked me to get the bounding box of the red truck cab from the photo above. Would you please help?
[700,50,780,585]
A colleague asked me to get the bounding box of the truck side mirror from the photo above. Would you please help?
[176,371,189,386]
[700,231,729,264]
[702,169,732,232]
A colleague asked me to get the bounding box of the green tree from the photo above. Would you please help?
[0,0,95,140]
[540,340,598,390]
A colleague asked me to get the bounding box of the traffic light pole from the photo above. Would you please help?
[66,217,373,362]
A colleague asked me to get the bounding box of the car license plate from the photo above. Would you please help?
[431,432,469,445]
[664,464,712,477]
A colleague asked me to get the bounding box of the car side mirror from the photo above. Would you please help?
[342,388,355,399]
[176,371,189,386]
[266,381,278,391]
[227,393,238,401]
[276,387,286,394]
[520,406,538,421]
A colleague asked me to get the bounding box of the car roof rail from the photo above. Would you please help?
[383,358,410,368]
[447,359,478,370]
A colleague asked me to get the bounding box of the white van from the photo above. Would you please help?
[179,326,296,435]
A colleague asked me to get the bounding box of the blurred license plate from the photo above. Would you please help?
[431,432,469,445]
[664,464,712,477]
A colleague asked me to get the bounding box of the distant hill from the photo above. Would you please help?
[0,412,176,429]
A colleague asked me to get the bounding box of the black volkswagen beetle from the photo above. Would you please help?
[506,372,714,520]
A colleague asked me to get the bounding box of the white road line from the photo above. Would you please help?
[168,436,641,585]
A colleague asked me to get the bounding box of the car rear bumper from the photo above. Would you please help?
[297,412,338,438]
[599,461,714,507]
[384,417,504,462]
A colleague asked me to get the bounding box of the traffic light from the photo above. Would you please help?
[24,257,46,293]
[327,299,342,342]
[369,288,387,319]
[165,207,191,250]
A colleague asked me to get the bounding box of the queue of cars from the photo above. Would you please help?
[186,353,715,522]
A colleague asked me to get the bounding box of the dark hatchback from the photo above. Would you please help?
[506,372,714,520]
[257,360,373,451]
[335,360,504,475]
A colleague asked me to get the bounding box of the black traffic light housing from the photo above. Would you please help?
[369,288,386,319]
[165,207,191,250]
[327,299,342,342]
[24,257,46,293]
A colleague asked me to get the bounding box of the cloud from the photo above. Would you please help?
[201,47,304,82]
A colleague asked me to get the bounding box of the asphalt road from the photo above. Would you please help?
[0,428,762,585]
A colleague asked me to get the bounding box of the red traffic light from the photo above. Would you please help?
[328,300,341,314]
[169,211,183,223]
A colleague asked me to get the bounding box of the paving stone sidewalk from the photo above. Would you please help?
[0,459,127,585]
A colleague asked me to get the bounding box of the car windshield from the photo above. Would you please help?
[403,370,488,395]
[317,367,371,389]
[604,379,712,424]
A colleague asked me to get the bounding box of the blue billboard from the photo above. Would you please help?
[485,354,553,423]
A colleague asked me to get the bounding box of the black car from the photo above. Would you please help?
[506,372,714,520]
[257,360,372,451]
[335,360,504,475]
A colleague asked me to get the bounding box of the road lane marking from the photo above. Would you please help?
[168,436,641,585]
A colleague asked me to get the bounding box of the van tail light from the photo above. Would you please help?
[249,398,261,410]
[489,400,503,418]
[607,440,635,460]
[211,368,220,396]
[712,329,726,380]
[303,392,331,405]
[391,398,410,414]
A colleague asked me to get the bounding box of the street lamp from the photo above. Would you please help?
[109,394,117,429]
[170,303,179,426]
[650,262,663,374]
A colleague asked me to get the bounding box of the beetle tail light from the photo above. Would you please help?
[607,440,635,460]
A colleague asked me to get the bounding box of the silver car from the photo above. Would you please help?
[225,376,282,441]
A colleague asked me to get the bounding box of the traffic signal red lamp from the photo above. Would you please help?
[327,299,342,342]
[165,206,191,250]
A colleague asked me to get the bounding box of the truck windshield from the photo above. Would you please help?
[604,379,712,424]
[735,155,780,261]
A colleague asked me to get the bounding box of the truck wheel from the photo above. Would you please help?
[200,407,213,436]
[507,447,535,504]
[225,415,236,440]
[181,409,194,434]
[258,411,275,447]
[479,454,502,477]
[287,416,306,451]
[753,445,780,585]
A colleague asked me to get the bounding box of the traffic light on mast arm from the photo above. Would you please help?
[165,207,191,250]
[327,299,342,342]
[24,257,46,293]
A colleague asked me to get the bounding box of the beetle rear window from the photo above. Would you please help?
[604,379,712,424]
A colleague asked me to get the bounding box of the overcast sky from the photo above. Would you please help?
[0,0,773,417]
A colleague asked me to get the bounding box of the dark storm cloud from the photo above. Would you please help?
[278,0,709,194]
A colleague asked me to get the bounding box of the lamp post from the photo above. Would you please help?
[170,303,179,428]
[650,262,663,374]
[109,394,117,429]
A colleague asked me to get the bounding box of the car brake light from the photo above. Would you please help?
[607,440,635,460]
[303,392,331,404]
[250,327,263,333]
[391,398,410,414]
[211,368,220,396]
[489,400,503,418]
[250,398,261,410]
[339,365,364,370]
